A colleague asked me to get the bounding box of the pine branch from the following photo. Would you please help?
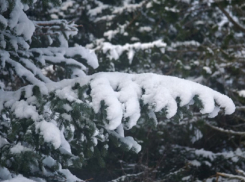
[236,169,245,177]
[218,6,245,33]
[205,121,245,136]
[216,172,245,181]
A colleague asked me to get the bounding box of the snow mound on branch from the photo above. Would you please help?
[10,143,32,154]
[238,90,245,97]
[90,72,235,130]
[35,120,61,149]
[8,0,35,40]
[11,100,38,121]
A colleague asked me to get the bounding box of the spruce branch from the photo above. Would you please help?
[216,172,245,181]
[205,121,245,136]
[218,6,245,33]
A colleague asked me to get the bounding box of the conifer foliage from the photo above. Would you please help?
[48,0,245,181]
[0,0,240,182]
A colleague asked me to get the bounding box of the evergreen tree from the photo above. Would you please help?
[49,0,245,181]
[0,0,241,182]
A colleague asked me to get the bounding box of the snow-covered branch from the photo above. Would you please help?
[217,172,245,181]
[205,121,245,136]
[0,72,235,148]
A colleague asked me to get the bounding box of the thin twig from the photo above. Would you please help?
[205,121,245,136]
[218,6,245,33]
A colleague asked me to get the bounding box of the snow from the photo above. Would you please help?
[0,136,8,148]
[104,23,128,40]
[0,50,9,68]
[35,120,61,149]
[146,2,153,8]
[1,72,235,135]
[113,1,146,14]
[90,76,123,130]
[182,176,191,181]
[110,130,141,153]
[89,72,235,130]
[63,104,72,111]
[0,71,236,163]
[0,15,7,28]
[0,0,240,179]
[31,46,99,70]
[58,34,68,48]
[165,7,180,13]
[0,1,9,13]
[2,175,36,182]
[20,58,52,83]
[208,106,220,118]
[50,14,58,19]
[61,113,72,121]
[195,148,215,160]
[238,90,245,97]
[64,46,99,69]
[88,1,110,16]
[11,100,39,121]
[138,26,152,32]
[116,124,125,137]
[60,0,74,11]
[170,40,200,48]
[10,143,32,154]
[6,58,45,86]
[203,66,212,74]
[42,156,56,167]
[191,128,203,143]
[96,40,166,63]
[29,177,46,182]
[189,160,201,166]
[8,0,35,40]
[60,129,72,153]
[121,136,141,153]
[55,86,79,102]
[0,167,11,180]
[194,147,244,162]
[94,15,115,22]
[59,169,81,182]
